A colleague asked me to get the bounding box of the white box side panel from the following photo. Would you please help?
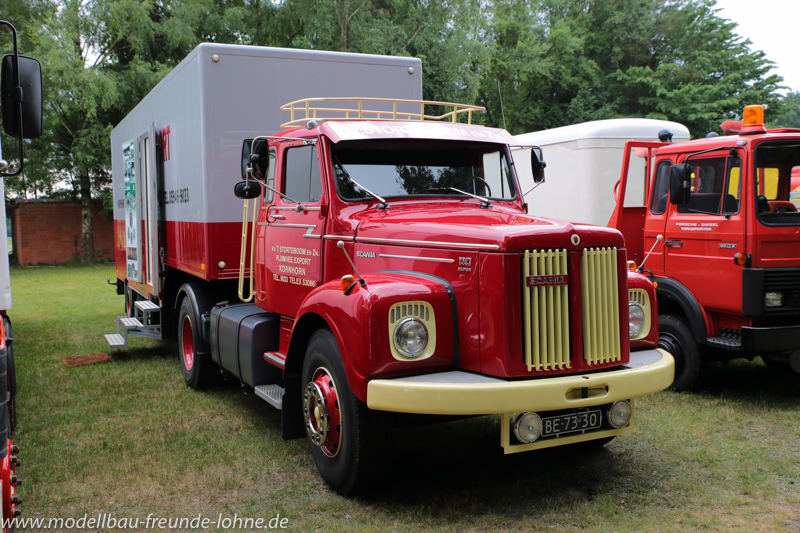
[200,45,423,224]
[111,53,205,225]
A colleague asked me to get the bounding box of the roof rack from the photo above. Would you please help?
[280,97,484,129]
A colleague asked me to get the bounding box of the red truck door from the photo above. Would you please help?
[663,153,746,314]
[608,142,664,268]
[263,142,326,317]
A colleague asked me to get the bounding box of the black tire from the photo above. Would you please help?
[302,329,388,496]
[177,298,214,389]
[125,285,137,318]
[658,314,702,392]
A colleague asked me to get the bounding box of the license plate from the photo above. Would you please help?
[542,410,602,437]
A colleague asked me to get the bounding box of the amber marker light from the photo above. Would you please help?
[743,105,764,126]
[341,274,359,294]
[733,253,751,267]
[740,105,766,135]
[627,260,637,272]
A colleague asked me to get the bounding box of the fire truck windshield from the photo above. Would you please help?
[331,139,517,202]
[754,141,800,226]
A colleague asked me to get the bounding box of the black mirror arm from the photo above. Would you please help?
[0,20,25,177]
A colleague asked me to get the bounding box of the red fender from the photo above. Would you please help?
[294,272,456,401]
[627,270,660,349]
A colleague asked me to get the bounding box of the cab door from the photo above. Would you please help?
[663,153,745,314]
[263,142,326,317]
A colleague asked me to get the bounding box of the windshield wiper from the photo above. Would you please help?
[333,156,389,209]
[428,187,492,208]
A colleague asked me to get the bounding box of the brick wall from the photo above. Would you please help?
[8,200,114,265]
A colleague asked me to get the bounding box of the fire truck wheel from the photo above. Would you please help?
[658,314,701,392]
[177,298,213,390]
[302,329,383,496]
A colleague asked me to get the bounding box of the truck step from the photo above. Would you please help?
[134,300,160,312]
[706,336,742,349]
[119,317,143,329]
[254,384,284,410]
[104,334,126,349]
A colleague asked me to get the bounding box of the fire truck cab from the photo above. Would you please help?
[518,105,800,391]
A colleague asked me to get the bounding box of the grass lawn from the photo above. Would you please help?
[10,265,800,532]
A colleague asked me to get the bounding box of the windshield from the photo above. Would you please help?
[754,141,800,226]
[331,140,517,202]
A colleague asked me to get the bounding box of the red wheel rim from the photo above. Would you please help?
[303,367,342,458]
[181,315,194,370]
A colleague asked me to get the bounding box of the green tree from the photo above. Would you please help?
[769,92,800,129]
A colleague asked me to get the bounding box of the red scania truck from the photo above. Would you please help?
[106,43,674,494]
[0,19,42,529]
[515,106,800,391]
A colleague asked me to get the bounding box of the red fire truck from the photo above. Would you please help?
[0,20,42,528]
[518,106,800,391]
[106,45,674,495]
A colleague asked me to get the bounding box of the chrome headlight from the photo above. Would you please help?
[514,412,542,443]
[628,302,645,338]
[393,317,428,358]
[389,301,436,361]
[607,400,632,429]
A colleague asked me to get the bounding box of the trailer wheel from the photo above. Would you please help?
[177,298,213,389]
[125,286,137,317]
[658,314,701,392]
[302,329,385,496]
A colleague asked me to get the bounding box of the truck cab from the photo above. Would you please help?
[212,98,674,493]
[608,105,800,389]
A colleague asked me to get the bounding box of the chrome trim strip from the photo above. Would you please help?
[303,227,321,239]
[379,254,455,263]
[269,206,322,212]
[358,236,500,250]
[264,352,286,368]
[324,235,355,241]
[270,223,317,229]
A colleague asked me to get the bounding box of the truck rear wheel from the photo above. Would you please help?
[658,314,701,392]
[177,298,214,390]
[302,329,385,496]
[125,285,137,318]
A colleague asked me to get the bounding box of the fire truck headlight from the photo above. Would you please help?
[607,400,632,429]
[628,303,645,338]
[393,318,428,358]
[764,292,784,307]
[514,412,542,444]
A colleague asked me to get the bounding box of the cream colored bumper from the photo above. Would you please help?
[367,348,674,415]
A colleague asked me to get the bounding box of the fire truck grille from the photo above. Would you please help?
[522,249,570,371]
[763,269,800,313]
[581,248,621,366]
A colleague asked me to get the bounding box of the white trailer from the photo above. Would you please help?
[107,43,422,347]
[513,119,690,227]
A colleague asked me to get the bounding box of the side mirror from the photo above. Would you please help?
[669,164,691,205]
[1,54,43,139]
[234,180,261,200]
[241,138,269,180]
[531,147,546,184]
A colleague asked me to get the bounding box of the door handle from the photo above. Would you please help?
[665,240,683,247]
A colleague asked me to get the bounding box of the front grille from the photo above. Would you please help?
[522,249,570,371]
[763,269,800,313]
[581,248,621,365]
[521,247,622,372]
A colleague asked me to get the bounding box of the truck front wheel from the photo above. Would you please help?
[302,329,384,496]
[177,298,214,389]
[658,314,701,392]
